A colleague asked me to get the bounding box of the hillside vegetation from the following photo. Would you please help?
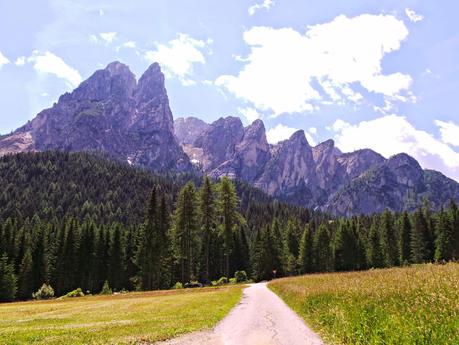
[269,263,459,345]
[0,285,242,345]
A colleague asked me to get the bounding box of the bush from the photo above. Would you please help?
[216,277,228,285]
[32,283,55,300]
[229,278,237,284]
[65,288,84,298]
[172,282,183,289]
[234,270,248,283]
[100,281,112,295]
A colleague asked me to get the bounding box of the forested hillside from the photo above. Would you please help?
[0,151,458,302]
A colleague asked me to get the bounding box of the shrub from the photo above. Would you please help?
[172,282,183,289]
[100,281,112,295]
[32,283,55,300]
[234,270,248,283]
[216,277,228,285]
[229,278,237,284]
[65,288,84,298]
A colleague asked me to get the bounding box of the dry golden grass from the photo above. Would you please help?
[269,263,459,345]
[0,285,243,344]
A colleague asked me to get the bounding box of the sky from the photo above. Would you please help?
[0,0,459,181]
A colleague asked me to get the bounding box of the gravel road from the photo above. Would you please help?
[157,282,324,345]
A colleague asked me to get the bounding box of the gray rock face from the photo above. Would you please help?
[174,117,209,145]
[193,116,245,171]
[181,116,459,214]
[0,61,190,172]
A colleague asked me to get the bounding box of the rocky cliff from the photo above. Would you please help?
[0,61,190,171]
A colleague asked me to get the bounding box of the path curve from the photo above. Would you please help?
[157,282,324,345]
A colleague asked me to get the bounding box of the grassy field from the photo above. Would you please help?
[270,263,459,345]
[0,285,243,345]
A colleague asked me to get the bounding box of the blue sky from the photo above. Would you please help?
[1,0,459,180]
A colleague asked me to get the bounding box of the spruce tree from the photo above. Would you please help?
[172,182,199,283]
[109,223,124,291]
[447,200,459,260]
[397,211,411,265]
[198,176,216,280]
[333,220,359,271]
[18,249,34,299]
[218,177,238,277]
[434,209,453,262]
[298,226,313,274]
[0,254,17,302]
[411,208,431,263]
[313,224,332,272]
[379,210,398,267]
[367,219,383,268]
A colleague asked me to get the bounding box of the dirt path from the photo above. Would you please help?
[157,282,324,345]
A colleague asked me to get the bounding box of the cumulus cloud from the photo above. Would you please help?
[266,124,316,145]
[332,115,459,181]
[0,51,10,69]
[99,32,117,44]
[28,51,82,87]
[435,120,459,147]
[144,34,210,85]
[216,14,412,116]
[248,0,275,16]
[405,8,424,23]
[15,56,26,66]
[238,107,260,124]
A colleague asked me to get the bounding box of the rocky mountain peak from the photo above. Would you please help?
[386,153,423,187]
[288,129,309,146]
[174,117,209,145]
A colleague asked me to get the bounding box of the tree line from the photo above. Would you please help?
[1,151,458,302]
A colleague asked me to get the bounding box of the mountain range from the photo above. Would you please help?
[1,61,458,215]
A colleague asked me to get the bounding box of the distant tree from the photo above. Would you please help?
[218,177,239,277]
[313,224,333,272]
[333,220,359,271]
[397,211,411,265]
[379,210,398,267]
[0,254,17,302]
[434,209,453,262]
[411,209,431,263]
[109,223,124,291]
[367,219,383,268]
[172,182,199,283]
[198,176,216,280]
[298,226,313,274]
[18,249,34,299]
[447,200,459,260]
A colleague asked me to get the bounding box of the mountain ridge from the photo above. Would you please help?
[1,61,458,215]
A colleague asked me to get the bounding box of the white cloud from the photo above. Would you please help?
[0,51,10,69]
[309,127,317,135]
[216,14,412,116]
[239,107,260,124]
[99,9,105,16]
[266,124,316,145]
[99,32,117,44]
[435,120,459,147]
[89,34,98,44]
[15,56,26,66]
[122,41,136,49]
[332,115,459,181]
[405,8,424,22]
[144,33,210,85]
[248,0,275,16]
[28,51,82,87]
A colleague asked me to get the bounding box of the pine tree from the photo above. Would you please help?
[172,182,199,283]
[157,194,172,289]
[298,226,313,274]
[434,209,453,262]
[411,209,431,263]
[367,219,383,268]
[109,223,124,291]
[397,211,411,265]
[198,176,216,280]
[313,224,332,272]
[0,254,17,302]
[379,210,398,267]
[18,249,34,299]
[218,177,239,277]
[333,220,359,271]
[447,200,459,260]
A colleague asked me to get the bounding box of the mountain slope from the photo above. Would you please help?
[0,62,190,171]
